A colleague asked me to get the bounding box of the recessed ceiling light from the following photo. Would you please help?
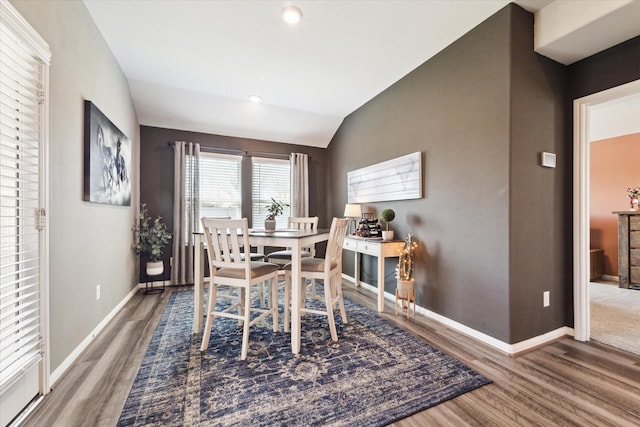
[249,95,262,103]
[282,5,303,24]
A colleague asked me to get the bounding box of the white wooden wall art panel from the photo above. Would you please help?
[348,152,422,203]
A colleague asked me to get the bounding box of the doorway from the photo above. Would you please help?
[573,79,640,341]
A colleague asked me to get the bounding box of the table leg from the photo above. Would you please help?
[354,250,361,287]
[193,234,204,334]
[377,255,385,312]
[290,240,301,354]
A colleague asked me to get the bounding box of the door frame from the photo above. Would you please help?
[573,79,640,341]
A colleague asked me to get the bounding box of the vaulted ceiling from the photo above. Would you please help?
[83,0,640,148]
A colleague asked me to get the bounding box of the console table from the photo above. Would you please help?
[614,211,640,289]
[342,237,405,312]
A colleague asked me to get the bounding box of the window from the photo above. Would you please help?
[188,153,242,228]
[0,1,51,421]
[251,157,290,229]
[188,153,291,230]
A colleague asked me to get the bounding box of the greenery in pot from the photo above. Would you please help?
[132,204,172,262]
[265,197,289,220]
[380,208,395,231]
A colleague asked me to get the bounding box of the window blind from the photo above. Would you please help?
[189,152,242,231]
[0,20,44,391]
[251,157,291,229]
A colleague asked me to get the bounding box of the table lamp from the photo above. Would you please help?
[343,203,362,235]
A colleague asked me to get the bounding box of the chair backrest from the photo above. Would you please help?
[325,218,349,269]
[288,216,318,232]
[201,217,251,274]
[288,216,319,255]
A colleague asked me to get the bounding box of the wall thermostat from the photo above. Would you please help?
[540,152,556,168]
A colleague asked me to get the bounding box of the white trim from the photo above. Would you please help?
[49,286,139,386]
[39,62,51,396]
[573,79,640,342]
[354,281,572,355]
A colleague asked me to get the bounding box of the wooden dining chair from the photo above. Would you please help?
[266,216,319,265]
[283,217,349,341]
[200,217,279,360]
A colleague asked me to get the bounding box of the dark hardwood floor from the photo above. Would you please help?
[22,283,640,427]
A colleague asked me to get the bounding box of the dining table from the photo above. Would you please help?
[193,228,330,355]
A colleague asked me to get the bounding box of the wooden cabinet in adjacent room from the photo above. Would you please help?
[614,211,640,289]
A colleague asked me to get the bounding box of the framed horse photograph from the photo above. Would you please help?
[83,100,131,206]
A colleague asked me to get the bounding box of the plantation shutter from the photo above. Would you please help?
[251,157,290,229]
[0,4,50,417]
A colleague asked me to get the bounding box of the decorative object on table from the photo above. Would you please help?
[356,216,381,238]
[380,208,395,240]
[265,197,289,230]
[628,187,640,210]
[347,152,422,203]
[343,203,362,235]
[131,204,172,276]
[118,290,491,427]
[396,233,418,318]
[83,100,131,206]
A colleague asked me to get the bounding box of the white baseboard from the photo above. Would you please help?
[49,285,140,386]
[350,278,573,355]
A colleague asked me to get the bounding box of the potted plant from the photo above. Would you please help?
[380,208,395,240]
[396,233,418,299]
[132,204,172,275]
[264,198,289,231]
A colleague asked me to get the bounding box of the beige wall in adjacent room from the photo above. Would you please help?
[590,133,640,276]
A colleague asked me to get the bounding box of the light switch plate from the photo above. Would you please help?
[541,152,556,168]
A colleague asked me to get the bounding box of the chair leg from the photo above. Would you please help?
[200,283,217,351]
[324,276,338,341]
[240,287,251,360]
[237,288,244,327]
[334,273,348,324]
[271,276,278,332]
[284,271,291,333]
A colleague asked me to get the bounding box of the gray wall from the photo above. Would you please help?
[328,4,567,344]
[10,1,139,372]
[138,126,329,281]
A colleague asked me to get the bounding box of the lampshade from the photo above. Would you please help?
[344,203,362,218]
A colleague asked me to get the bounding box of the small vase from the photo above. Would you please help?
[382,230,394,241]
[146,261,164,276]
[631,198,639,211]
[265,219,276,231]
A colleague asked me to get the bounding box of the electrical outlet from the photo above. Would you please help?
[96,284,101,300]
[543,291,550,307]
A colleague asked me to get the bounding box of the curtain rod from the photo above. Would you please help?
[167,141,297,160]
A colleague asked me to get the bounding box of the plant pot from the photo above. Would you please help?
[396,279,415,299]
[382,230,394,241]
[146,261,164,276]
[265,219,276,231]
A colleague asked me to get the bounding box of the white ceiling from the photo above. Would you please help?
[83,0,640,148]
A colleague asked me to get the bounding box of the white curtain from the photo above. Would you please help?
[290,153,309,217]
[172,141,200,285]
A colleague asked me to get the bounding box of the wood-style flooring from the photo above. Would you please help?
[22,283,640,427]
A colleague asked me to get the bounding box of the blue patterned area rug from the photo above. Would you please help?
[118,289,491,426]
